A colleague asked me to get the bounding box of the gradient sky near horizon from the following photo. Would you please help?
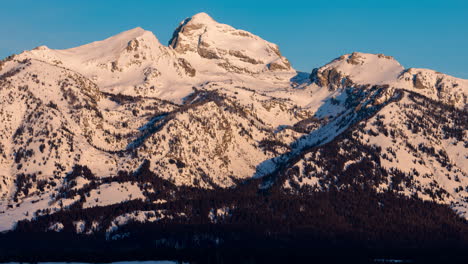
[1,0,467,78]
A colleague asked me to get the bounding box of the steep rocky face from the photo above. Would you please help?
[169,13,293,75]
[310,67,354,90]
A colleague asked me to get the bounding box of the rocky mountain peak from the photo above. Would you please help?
[169,12,293,75]
[309,52,467,107]
[309,52,400,91]
[310,52,404,89]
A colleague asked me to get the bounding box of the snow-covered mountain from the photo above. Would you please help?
[0,13,466,236]
[310,52,467,107]
[169,12,293,76]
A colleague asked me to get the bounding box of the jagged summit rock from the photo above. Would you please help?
[169,12,293,75]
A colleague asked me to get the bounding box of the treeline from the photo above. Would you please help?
[8,165,468,258]
[4,185,468,262]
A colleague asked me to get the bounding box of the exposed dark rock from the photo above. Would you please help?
[197,45,220,59]
[126,39,139,52]
[169,18,205,54]
[413,73,428,89]
[347,52,364,65]
[310,67,352,90]
[268,61,289,71]
[178,58,196,77]
[228,50,263,65]
[111,61,119,72]
[168,17,191,50]
[377,53,394,60]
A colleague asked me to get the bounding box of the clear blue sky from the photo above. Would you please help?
[1,0,467,78]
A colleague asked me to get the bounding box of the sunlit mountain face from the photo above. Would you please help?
[0,12,467,263]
